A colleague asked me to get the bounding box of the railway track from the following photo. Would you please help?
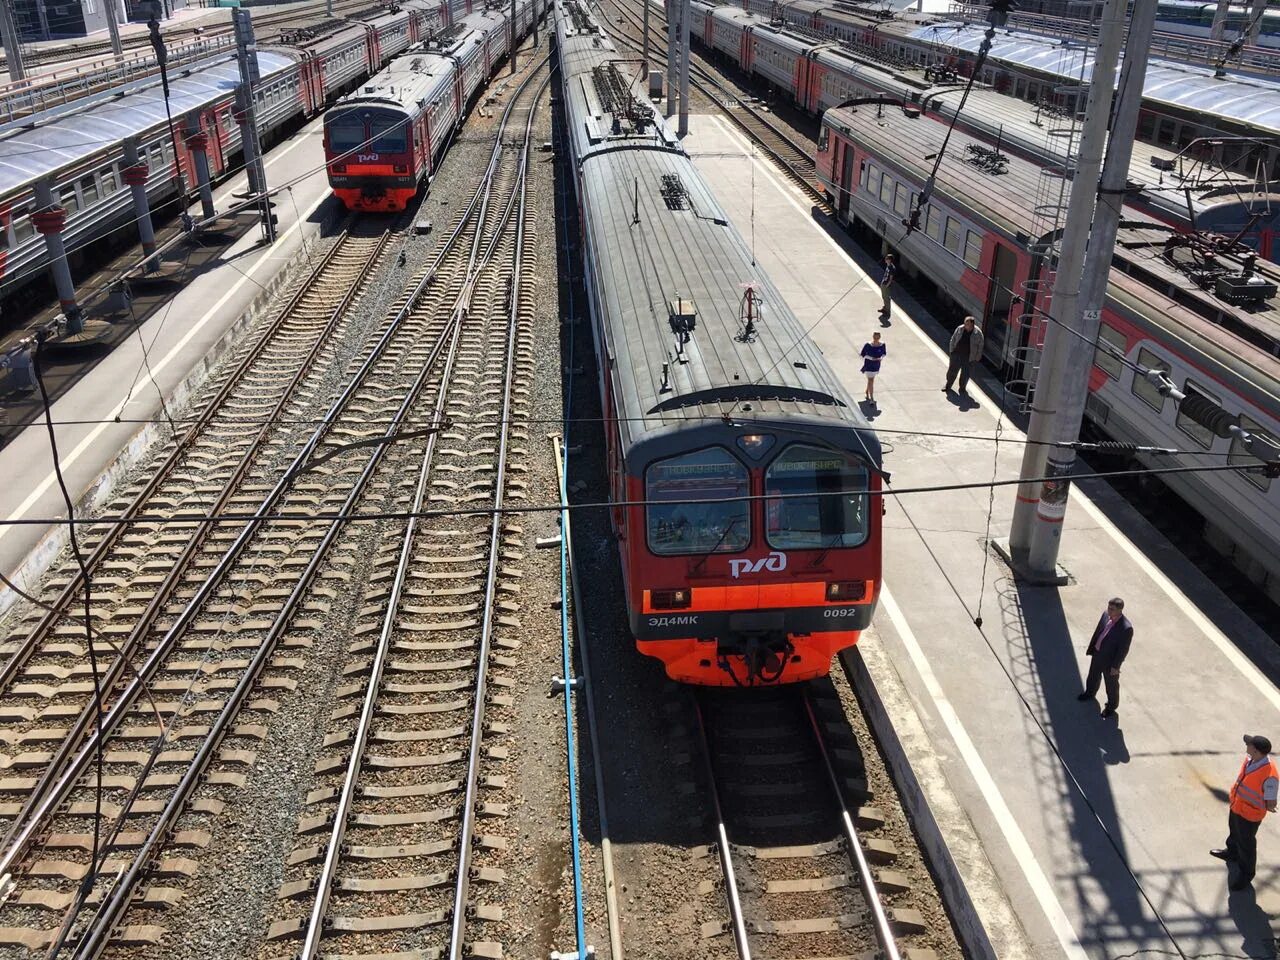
[0,44,548,954]
[259,55,547,960]
[692,687,916,960]
[597,0,831,209]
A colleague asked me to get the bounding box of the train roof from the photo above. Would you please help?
[0,50,296,200]
[327,13,504,115]
[907,21,1280,135]
[557,0,874,460]
[825,102,1280,383]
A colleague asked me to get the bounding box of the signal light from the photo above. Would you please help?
[394,163,408,173]
[651,588,691,609]
[332,163,347,173]
[826,580,866,602]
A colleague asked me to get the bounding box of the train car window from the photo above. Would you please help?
[878,175,893,206]
[925,206,943,242]
[1157,118,1177,145]
[765,444,869,550]
[817,125,829,152]
[1139,112,1156,140]
[80,174,98,206]
[1176,379,1222,448]
[1094,323,1126,380]
[645,447,751,556]
[892,184,909,217]
[866,165,880,196]
[102,167,119,195]
[60,187,80,216]
[944,217,963,254]
[963,230,982,269]
[1228,415,1275,493]
[1132,347,1171,412]
[328,114,367,152]
[11,206,33,244]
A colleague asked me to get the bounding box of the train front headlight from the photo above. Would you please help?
[826,580,866,602]
[651,588,692,609]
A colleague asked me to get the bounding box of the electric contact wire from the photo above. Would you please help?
[0,459,1270,534]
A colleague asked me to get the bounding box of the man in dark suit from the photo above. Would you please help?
[1077,597,1133,719]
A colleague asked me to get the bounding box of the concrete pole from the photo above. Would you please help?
[670,0,680,118]
[34,0,50,42]
[185,112,216,219]
[122,139,160,272]
[533,0,538,50]
[0,0,26,82]
[642,0,649,78]
[1007,0,1128,558]
[510,0,516,73]
[32,180,82,331]
[1210,0,1231,40]
[1247,0,1267,44]
[104,0,123,60]
[1022,0,1160,574]
[233,8,275,242]
[677,0,690,136]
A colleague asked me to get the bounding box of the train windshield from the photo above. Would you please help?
[765,444,869,550]
[645,447,751,557]
[369,112,408,154]
[327,113,366,153]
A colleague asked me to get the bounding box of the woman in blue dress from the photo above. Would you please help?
[860,332,886,404]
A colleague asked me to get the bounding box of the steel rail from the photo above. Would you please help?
[690,696,754,960]
[446,68,550,960]
[0,217,359,693]
[0,191,491,884]
[0,225,392,853]
[294,58,549,960]
[801,690,903,960]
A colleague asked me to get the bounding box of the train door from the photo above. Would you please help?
[837,142,854,222]
[984,242,1018,366]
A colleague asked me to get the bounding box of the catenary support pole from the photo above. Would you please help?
[184,111,217,219]
[1022,0,1160,574]
[666,0,677,117]
[32,180,82,331]
[1247,0,1267,44]
[105,0,123,60]
[233,8,275,242]
[677,0,690,136]
[122,139,161,272]
[1006,0,1127,563]
[642,0,649,79]
[0,0,26,82]
[1210,0,1231,40]
[510,0,516,73]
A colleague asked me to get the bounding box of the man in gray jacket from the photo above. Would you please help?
[944,315,983,396]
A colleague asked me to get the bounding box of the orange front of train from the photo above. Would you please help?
[324,107,420,213]
[621,440,883,687]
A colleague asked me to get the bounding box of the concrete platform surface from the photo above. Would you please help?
[0,112,339,609]
[685,112,1280,960]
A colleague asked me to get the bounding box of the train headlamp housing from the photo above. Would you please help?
[332,163,347,173]
[651,588,692,609]
[394,163,409,173]
[736,433,776,459]
[826,580,866,603]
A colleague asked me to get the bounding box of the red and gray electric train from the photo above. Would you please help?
[556,0,883,686]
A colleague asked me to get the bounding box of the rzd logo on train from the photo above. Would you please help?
[729,551,787,579]
[357,153,380,163]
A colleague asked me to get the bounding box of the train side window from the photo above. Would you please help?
[963,230,982,269]
[892,183,909,216]
[925,206,943,242]
[101,167,119,194]
[1139,112,1156,140]
[1157,118,1177,145]
[1132,347,1171,412]
[878,174,893,206]
[59,187,80,217]
[943,216,962,254]
[764,444,869,550]
[80,174,98,206]
[1093,323,1126,380]
[1176,379,1222,449]
[1228,415,1275,493]
[11,205,33,244]
[817,124,829,152]
[644,447,751,557]
[866,165,880,196]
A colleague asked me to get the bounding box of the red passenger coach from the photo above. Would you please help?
[555,0,884,687]
[324,11,514,211]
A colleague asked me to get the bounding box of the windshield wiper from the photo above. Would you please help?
[690,515,742,575]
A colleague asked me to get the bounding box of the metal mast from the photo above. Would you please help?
[677,0,690,135]
[233,8,276,242]
[665,0,678,118]
[1019,0,1161,575]
[0,0,25,82]
[1005,0,1126,568]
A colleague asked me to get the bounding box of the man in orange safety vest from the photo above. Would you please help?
[1211,734,1278,891]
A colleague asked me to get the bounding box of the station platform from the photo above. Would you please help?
[684,113,1280,960]
[0,110,339,614]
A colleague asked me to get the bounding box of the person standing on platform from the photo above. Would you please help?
[878,254,895,317]
[1076,597,1132,719]
[860,332,886,404]
[943,316,983,396]
[1212,735,1278,892]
